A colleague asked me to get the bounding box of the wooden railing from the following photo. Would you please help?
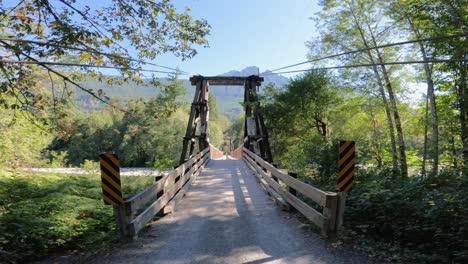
[114,148,210,238]
[243,148,341,237]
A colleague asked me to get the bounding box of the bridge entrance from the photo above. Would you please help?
[179,75,273,164]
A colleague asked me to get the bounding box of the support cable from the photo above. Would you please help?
[0,59,186,74]
[268,33,467,73]
[262,59,468,76]
[0,37,187,74]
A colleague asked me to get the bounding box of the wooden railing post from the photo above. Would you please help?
[114,205,134,239]
[271,163,280,183]
[287,172,297,196]
[155,174,166,216]
[335,192,347,232]
[322,193,338,238]
[155,174,165,198]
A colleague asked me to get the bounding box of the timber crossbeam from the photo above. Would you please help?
[189,75,263,86]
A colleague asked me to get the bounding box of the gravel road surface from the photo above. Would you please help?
[88,159,373,264]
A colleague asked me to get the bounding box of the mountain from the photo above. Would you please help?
[220,66,289,87]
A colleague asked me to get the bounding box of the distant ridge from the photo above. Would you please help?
[219,66,289,88]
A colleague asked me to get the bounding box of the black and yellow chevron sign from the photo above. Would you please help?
[99,153,124,206]
[337,141,355,192]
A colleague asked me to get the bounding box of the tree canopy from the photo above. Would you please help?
[0,0,210,112]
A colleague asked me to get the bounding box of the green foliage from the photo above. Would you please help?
[0,1,210,111]
[263,63,466,262]
[57,75,188,168]
[153,157,174,170]
[262,71,344,182]
[0,171,154,262]
[207,93,231,149]
[224,115,245,152]
[49,151,69,168]
[81,160,99,176]
[0,101,53,168]
[342,169,468,263]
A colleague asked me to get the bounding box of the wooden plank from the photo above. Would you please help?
[125,159,191,213]
[180,80,202,164]
[243,154,326,230]
[243,158,289,211]
[243,148,329,207]
[164,156,209,214]
[322,193,338,233]
[164,155,208,214]
[126,148,209,214]
[114,205,133,239]
[128,153,208,234]
[190,76,264,86]
[335,192,347,232]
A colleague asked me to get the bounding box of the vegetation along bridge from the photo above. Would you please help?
[93,75,362,263]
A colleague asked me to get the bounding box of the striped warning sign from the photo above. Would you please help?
[99,153,124,206]
[337,141,355,192]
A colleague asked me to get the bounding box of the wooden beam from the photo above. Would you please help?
[180,80,203,164]
[128,151,208,235]
[244,155,290,211]
[243,148,330,207]
[189,75,264,86]
[127,148,209,214]
[243,154,326,232]
[335,192,347,232]
[164,155,209,214]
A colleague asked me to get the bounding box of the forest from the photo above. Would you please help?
[0,0,466,263]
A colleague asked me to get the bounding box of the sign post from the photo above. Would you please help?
[336,141,355,231]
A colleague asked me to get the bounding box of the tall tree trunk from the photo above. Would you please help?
[459,55,468,175]
[365,21,408,178]
[403,12,439,175]
[421,46,439,175]
[442,0,468,174]
[421,93,429,176]
[369,103,383,167]
[348,6,399,176]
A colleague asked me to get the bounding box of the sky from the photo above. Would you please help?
[153,0,321,76]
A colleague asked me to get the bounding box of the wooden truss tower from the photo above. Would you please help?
[179,75,273,164]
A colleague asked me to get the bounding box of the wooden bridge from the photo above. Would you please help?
[95,75,356,263]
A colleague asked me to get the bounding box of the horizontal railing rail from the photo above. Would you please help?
[242,147,339,237]
[115,147,210,238]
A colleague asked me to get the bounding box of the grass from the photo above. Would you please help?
[0,170,155,263]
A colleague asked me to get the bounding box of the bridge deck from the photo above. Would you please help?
[90,159,371,264]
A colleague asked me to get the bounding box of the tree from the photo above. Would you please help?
[311,0,409,177]
[262,71,340,182]
[0,0,210,113]
[207,92,230,148]
[387,0,467,174]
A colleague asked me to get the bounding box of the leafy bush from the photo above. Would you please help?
[81,159,99,175]
[0,171,154,262]
[49,151,69,168]
[342,169,468,263]
[153,157,175,170]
